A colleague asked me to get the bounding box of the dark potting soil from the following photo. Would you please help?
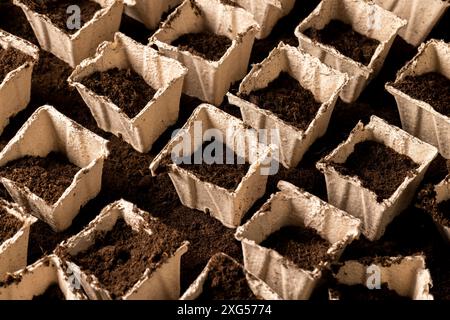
[32,283,65,300]
[393,72,450,117]
[436,200,450,228]
[304,20,380,66]
[178,141,250,190]
[0,1,39,45]
[0,207,22,243]
[330,283,409,301]
[241,72,322,131]
[171,32,232,61]
[81,68,157,119]
[119,14,155,45]
[197,254,257,300]
[21,0,102,34]
[67,218,183,299]
[27,220,68,265]
[0,46,33,83]
[332,141,419,201]
[260,225,330,271]
[219,0,242,8]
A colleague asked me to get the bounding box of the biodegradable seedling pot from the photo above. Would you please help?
[123,0,182,30]
[0,255,87,300]
[386,40,450,159]
[69,32,188,153]
[58,200,189,300]
[150,104,275,228]
[433,175,450,243]
[14,0,123,68]
[235,181,361,300]
[0,30,39,134]
[151,0,259,105]
[372,0,449,46]
[0,105,109,232]
[294,0,406,103]
[0,200,35,276]
[317,116,438,241]
[227,43,348,168]
[330,255,434,300]
[180,252,281,300]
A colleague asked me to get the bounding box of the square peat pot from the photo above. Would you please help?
[0,201,35,276]
[0,30,39,134]
[330,255,433,300]
[316,116,438,241]
[58,200,189,300]
[69,32,188,153]
[433,175,450,243]
[294,0,406,103]
[13,0,123,67]
[235,181,361,300]
[180,252,281,300]
[372,0,449,46]
[123,0,182,30]
[228,43,348,168]
[0,106,109,232]
[151,0,259,105]
[0,255,87,300]
[150,104,275,228]
[386,40,450,159]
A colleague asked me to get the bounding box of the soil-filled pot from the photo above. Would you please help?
[317,116,438,241]
[57,200,189,300]
[180,252,281,300]
[150,104,275,228]
[69,32,188,153]
[294,0,406,102]
[0,201,35,276]
[0,30,39,134]
[151,0,259,105]
[330,255,433,300]
[0,255,87,300]
[228,43,348,168]
[433,175,450,243]
[235,181,361,300]
[13,0,123,67]
[386,40,450,159]
[123,0,182,30]
[0,106,109,232]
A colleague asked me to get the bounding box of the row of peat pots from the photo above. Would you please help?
[0,0,449,300]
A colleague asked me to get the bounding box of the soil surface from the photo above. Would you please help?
[0,152,80,204]
[436,200,450,228]
[241,71,322,130]
[0,207,22,243]
[32,283,65,300]
[330,283,409,300]
[172,32,232,61]
[332,141,419,201]
[260,225,331,271]
[27,220,68,265]
[0,46,33,83]
[81,68,157,119]
[304,20,380,66]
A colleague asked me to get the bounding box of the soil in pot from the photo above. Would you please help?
[393,72,450,117]
[0,45,33,83]
[0,151,80,204]
[197,254,257,300]
[171,32,232,61]
[260,225,331,271]
[304,19,380,66]
[331,140,419,202]
[240,71,322,131]
[81,68,157,119]
[21,0,102,35]
[119,14,155,45]
[27,220,68,265]
[0,1,38,45]
[330,283,409,300]
[0,207,22,243]
[435,200,450,228]
[32,283,65,300]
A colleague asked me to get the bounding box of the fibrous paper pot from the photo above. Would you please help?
[150,104,275,228]
[372,0,449,46]
[0,201,35,276]
[69,32,188,153]
[386,40,450,159]
[180,253,281,300]
[59,200,189,300]
[123,0,182,30]
[0,30,39,134]
[235,181,361,300]
[228,43,348,168]
[331,255,434,300]
[295,0,406,102]
[317,116,438,241]
[0,106,109,232]
[14,0,123,68]
[0,255,87,300]
[434,175,450,243]
[151,0,259,105]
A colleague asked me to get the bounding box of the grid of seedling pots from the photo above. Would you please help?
[0,0,449,301]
